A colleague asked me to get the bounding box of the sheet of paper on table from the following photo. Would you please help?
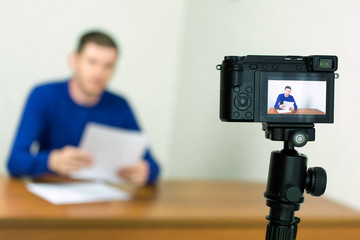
[27,182,131,205]
[70,122,148,184]
[277,109,292,113]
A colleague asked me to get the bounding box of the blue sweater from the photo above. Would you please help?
[274,94,298,110]
[7,81,160,184]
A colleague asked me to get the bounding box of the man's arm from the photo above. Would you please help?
[274,94,282,109]
[292,96,298,110]
[8,87,94,177]
[143,149,160,184]
[7,87,52,177]
[119,100,160,185]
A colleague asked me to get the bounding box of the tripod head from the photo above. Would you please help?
[262,123,327,240]
[263,123,315,148]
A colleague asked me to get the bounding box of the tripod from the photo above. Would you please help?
[262,123,327,240]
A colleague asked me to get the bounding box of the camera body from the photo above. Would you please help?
[218,55,338,123]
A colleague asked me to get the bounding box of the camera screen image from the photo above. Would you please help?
[258,71,334,123]
[267,80,327,115]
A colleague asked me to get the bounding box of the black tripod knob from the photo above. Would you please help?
[306,167,327,197]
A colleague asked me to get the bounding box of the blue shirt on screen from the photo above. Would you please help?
[7,80,160,184]
[274,94,298,110]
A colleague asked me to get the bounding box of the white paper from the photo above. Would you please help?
[277,101,294,113]
[277,109,292,113]
[27,182,131,205]
[283,101,294,110]
[71,122,147,183]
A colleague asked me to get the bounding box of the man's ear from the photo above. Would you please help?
[68,52,78,71]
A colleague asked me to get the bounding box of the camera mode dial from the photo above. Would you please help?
[234,93,251,111]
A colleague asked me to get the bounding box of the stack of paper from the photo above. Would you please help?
[27,181,130,205]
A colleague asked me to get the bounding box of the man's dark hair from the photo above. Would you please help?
[77,31,118,53]
[285,86,292,90]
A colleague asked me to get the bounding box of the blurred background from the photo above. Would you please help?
[1,0,359,210]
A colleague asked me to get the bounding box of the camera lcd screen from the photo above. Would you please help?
[258,72,334,123]
[267,80,327,115]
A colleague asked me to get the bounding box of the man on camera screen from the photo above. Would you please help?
[274,86,298,112]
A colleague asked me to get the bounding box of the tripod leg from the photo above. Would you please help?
[266,207,300,240]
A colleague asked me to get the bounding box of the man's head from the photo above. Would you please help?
[284,86,292,97]
[69,31,118,97]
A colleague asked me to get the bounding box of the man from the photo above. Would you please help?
[7,31,159,186]
[274,86,298,111]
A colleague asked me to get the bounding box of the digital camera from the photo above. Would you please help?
[217,55,338,123]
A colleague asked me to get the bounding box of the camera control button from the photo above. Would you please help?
[246,87,252,93]
[234,87,240,93]
[250,64,258,70]
[233,112,240,118]
[225,56,241,61]
[245,112,252,118]
[272,64,279,70]
[262,64,268,70]
[234,94,251,111]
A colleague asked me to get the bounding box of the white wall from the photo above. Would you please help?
[167,0,360,211]
[0,0,186,177]
[1,0,360,212]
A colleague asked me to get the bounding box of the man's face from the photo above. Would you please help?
[71,42,118,97]
[284,88,291,97]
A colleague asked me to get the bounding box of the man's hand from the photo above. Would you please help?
[289,106,294,111]
[118,161,149,187]
[279,105,285,109]
[48,146,93,175]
